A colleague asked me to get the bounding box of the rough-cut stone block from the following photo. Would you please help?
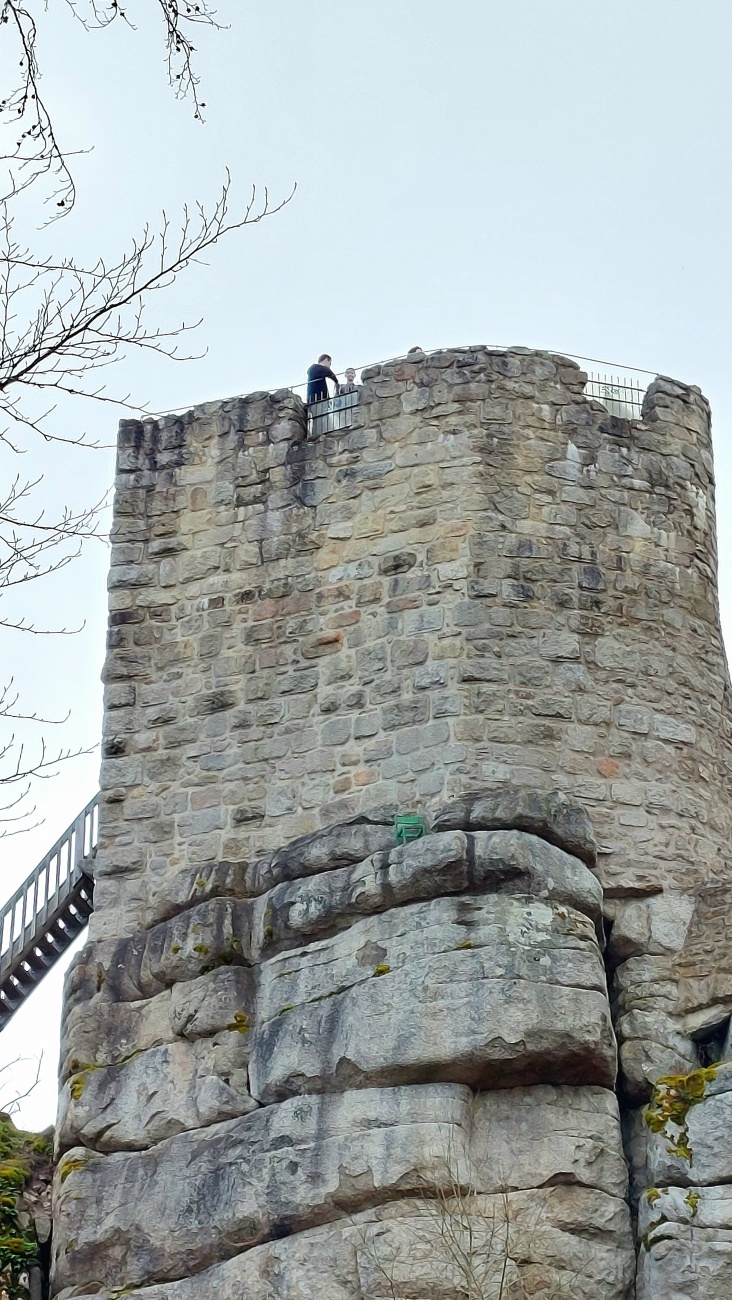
[249,893,615,1102]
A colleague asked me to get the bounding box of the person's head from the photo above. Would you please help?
[345,368,356,382]
[318,353,332,366]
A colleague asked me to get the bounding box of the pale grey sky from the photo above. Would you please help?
[4,0,732,1126]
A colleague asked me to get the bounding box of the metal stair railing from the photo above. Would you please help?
[0,794,98,1030]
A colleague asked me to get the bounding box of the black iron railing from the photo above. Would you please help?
[307,388,360,438]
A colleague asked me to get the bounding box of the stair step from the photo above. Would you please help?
[0,798,98,1030]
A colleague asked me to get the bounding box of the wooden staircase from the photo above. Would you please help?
[0,796,98,1029]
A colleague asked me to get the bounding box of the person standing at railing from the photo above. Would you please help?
[307,354,340,403]
[337,367,359,395]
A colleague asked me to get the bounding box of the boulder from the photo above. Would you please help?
[249,893,615,1102]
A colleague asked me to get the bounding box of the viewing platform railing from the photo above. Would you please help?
[585,371,647,419]
[307,388,360,438]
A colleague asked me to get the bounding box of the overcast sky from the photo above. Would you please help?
[4,0,732,1128]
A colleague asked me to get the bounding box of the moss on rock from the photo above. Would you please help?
[0,1114,53,1297]
[644,1065,719,1162]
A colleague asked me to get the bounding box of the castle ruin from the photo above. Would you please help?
[51,345,732,1299]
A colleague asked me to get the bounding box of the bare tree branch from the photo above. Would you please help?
[0,0,225,214]
[0,6,296,840]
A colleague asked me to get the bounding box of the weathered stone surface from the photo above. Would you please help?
[612,953,697,1100]
[248,815,397,895]
[57,1033,255,1154]
[53,1085,476,1291]
[59,966,254,1084]
[432,789,598,867]
[145,859,250,928]
[74,899,252,1005]
[170,965,255,1041]
[59,986,174,1082]
[61,1187,634,1300]
[606,893,695,963]
[637,1185,732,1300]
[250,893,615,1101]
[53,1082,628,1296]
[469,1084,628,1197]
[257,828,603,958]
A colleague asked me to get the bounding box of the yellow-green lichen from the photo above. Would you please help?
[193,944,209,956]
[645,1187,662,1206]
[226,1013,250,1034]
[58,1156,89,1185]
[372,964,391,977]
[455,939,473,950]
[170,943,181,954]
[644,1065,719,1163]
[639,1214,670,1252]
[69,1076,85,1102]
[685,1189,701,1216]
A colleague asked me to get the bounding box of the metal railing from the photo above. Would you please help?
[585,372,647,419]
[0,795,98,977]
[307,388,360,438]
[0,796,98,1027]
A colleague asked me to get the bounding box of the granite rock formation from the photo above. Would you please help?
[52,346,732,1298]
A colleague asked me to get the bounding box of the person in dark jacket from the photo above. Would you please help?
[307,354,339,403]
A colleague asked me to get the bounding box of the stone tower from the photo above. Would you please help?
[52,346,732,1299]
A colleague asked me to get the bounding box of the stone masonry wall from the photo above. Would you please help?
[96,346,731,940]
[52,347,732,1300]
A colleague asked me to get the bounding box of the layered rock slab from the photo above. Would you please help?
[53,1083,629,1296]
[57,1033,255,1154]
[62,1188,634,1300]
[57,828,613,1155]
[250,890,614,1101]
